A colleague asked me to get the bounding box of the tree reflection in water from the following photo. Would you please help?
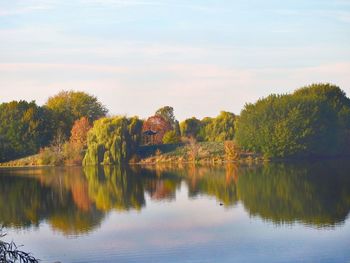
[0,160,349,235]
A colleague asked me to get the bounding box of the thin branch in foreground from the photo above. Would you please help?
[0,229,39,263]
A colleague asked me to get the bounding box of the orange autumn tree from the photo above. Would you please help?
[64,117,92,165]
[70,117,91,146]
[142,115,172,144]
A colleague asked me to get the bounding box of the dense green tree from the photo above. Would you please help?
[0,101,54,162]
[155,106,180,134]
[196,117,213,141]
[162,130,181,144]
[155,106,175,124]
[83,116,143,165]
[201,111,235,142]
[45,90,108,137]
[236,84,350,158]
[180,112,235,142]
[180,117,202,139]
[174,120,181,136]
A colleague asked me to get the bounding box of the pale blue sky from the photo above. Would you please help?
[0,0,349,120]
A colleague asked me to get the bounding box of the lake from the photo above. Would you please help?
[1,160,350,263]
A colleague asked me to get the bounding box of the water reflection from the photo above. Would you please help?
[84,166,145,211]
[0,160,350,235]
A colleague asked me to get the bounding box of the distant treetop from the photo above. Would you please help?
[45,90,108,136]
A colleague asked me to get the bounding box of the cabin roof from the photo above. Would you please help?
[143,130,158,136]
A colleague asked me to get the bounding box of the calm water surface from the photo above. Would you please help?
[1,160,350,263]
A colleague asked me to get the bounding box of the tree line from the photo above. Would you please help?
[0,91,107,163]
[1,83,350,164]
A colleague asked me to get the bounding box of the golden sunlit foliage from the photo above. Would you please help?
[83,116,143,165]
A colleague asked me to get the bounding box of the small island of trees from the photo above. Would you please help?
[1,83,350,166]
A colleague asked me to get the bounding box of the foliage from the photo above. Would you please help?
[0,101,54,162]
[38,146,64,166]
[235,83,350,158]
[162,130,181,144]
[174,121,181,137]
[201,111,236,142]
[155,106,177,128]
[83,116,143,165]
[0,91,107,163]
[38,118,92,166]
[64,117,92,165]
[62,143,83,166]
[45,90,107,137]
[186,137,201,162]
[224,141,240,161]
[70,117,91,146]
[180,117,202,139]
[142,115,172,145]
[137,141,225,163]
[0,229,38,263]
[154,106,181,137]
[180,111,235,142]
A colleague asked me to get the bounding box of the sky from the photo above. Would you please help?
[0,0,350,120]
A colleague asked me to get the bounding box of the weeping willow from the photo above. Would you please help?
[83,116,143,165]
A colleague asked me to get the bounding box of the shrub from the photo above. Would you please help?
[185,137,201,162]
[38,146,64,166]
[162,130,180,144]
[224,141,240,161]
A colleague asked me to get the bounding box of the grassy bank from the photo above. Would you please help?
[0,141,264,167]
[0,154,45,167]
[133,141,264,165]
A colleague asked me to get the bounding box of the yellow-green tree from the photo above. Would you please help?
[45,90,108,137]
[180,111,236,142]
[83,116,143,165]
[201,111,236,142]
[180,117,202,139]
[162,130,180,144]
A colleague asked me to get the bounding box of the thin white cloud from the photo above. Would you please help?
[1,61,349,119]
[78,0,164,8]
[269,8,350,24]
[0,63,129,73]
[0,0,58,16]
